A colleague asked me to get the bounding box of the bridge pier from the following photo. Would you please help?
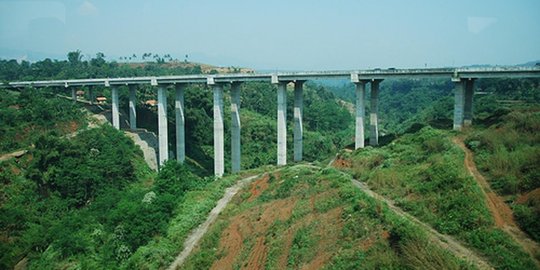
[112,86,120,129]
[464,79,475,126]
[276,82,287,166]
[71,87,76,102]
[294,81,304,162]
[88,87,94,105]
[157,85,169,166]
[129,85,137,130]
[370,80,381,146]
[175,84,186,164]
[354,81,367,149]
[212,83,225,177]
[453,78,475,130]
[452,79,464,130]
[231,83,241,173]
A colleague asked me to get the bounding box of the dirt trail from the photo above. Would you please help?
[453,137,540,267]
[452,138,515,227]
[171,162,495,269]
[167,173,263,270]
[350,179,494,269]
[0,149,28,162]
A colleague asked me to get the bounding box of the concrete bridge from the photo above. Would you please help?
[7,67,540,177]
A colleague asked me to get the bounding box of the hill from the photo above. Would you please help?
[181,165,483,269]
[121,61,254,74]
[1,52,539,269]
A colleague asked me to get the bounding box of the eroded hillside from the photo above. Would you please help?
[181,165,479,269]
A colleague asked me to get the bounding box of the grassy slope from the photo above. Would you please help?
[182,166,475,270]
[335,126,537,269]
[464,106,540,243]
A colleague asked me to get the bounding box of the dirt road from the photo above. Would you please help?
[167,173,263,270]
[453,137,540,267]
[350,179,494,270]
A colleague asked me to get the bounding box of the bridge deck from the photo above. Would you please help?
[6,67,540,88]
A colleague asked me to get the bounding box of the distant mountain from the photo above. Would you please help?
[517,60,540,67]
[0,47,65,62]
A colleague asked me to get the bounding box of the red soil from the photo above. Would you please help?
[247,175,269,202]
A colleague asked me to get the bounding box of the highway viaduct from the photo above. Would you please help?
[7,67,540,177]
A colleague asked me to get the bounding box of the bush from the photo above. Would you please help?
[513,203,540,242]
[25,126,137,207]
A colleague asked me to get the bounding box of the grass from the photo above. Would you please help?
[182,165,475,269]
[124,173,242,269]
[466,108,540,242]
[337,126,537,269]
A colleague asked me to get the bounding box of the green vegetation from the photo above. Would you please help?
[0,120,238,269]
[1,53,354,172]
[1,52,539,269]
[465,108,540,242]
[326,79,455,133]
[0,88,86,154]
[183,166,475,269]
[0,88,216,269]
[337,126,536,269]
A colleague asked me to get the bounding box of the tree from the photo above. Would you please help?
[67,50,83,65]
[90,52,106,67]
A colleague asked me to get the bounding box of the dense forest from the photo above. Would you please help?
[0,52,539,269]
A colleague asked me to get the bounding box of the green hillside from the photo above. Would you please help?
[182,165,479,269]
[1,53,539,269]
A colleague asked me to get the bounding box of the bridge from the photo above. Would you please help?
[7,67,540,177]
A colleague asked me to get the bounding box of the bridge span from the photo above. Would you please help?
[7,67,540,177]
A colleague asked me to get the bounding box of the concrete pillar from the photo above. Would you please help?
[464,79,475,126]
[129,85,137,130]
[112,86,120,129]
[175,84,186,164]
[293,81,304,162]
[453,79,465,131]
[355,81,367,149]
[231,83,241,173]
[157,85,169,166]
[369,80,380,146]
[71,87,76,102]
[88,87,94,105]
[213,84,225,177]
[277,82,287,166]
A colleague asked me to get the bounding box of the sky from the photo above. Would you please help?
[0,0,539,70]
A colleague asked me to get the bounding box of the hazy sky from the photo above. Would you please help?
[1,0,539,70]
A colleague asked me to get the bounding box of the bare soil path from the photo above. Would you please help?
[0,149,28,162]
[453,137,540,267]
[167,173,263,270]
[350,179,494,270]
[170,162,495,270]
